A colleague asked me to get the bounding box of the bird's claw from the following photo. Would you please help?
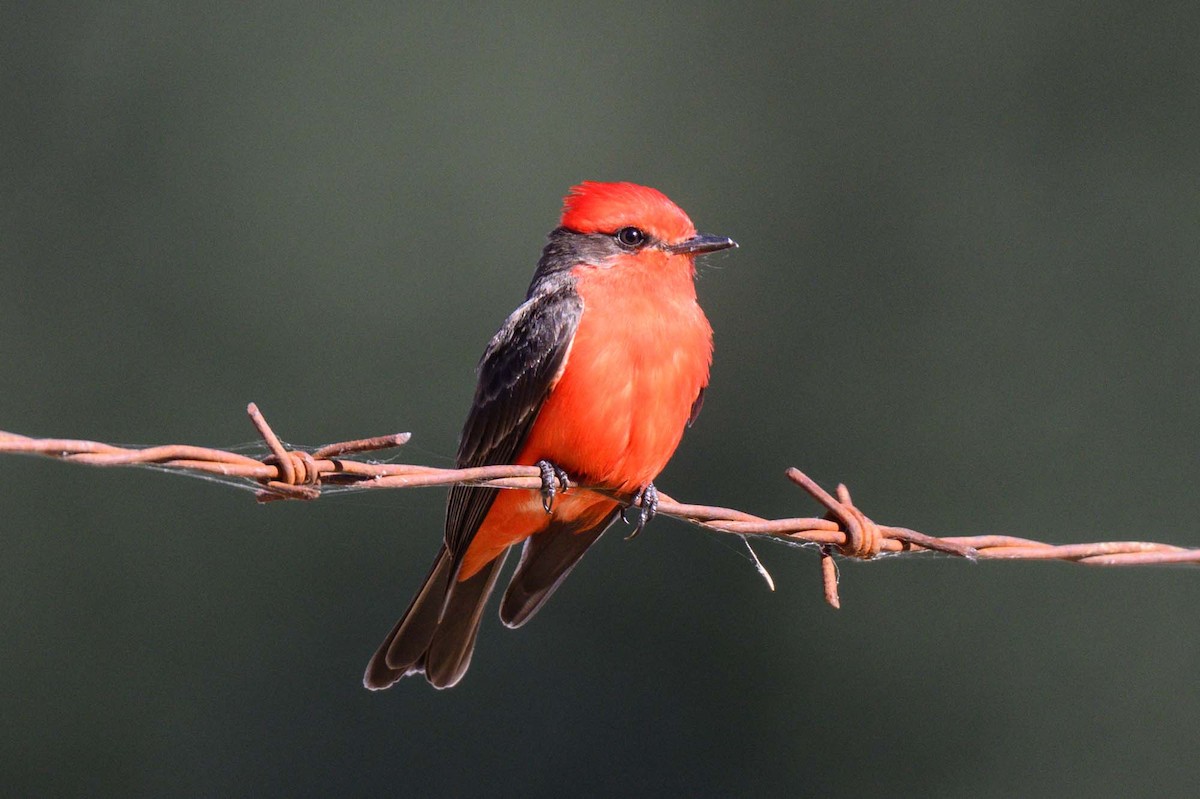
[622,483,658,540]
[536,460,571,514]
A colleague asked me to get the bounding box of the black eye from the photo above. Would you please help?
[615,226,646,249]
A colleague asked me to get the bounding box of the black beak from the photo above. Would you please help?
[664,233,738,256]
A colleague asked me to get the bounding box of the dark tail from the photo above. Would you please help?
[365,509,617,689]
[500,509,620,628]
[363,544,508,691]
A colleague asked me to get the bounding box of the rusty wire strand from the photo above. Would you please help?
[2,403,1197,607]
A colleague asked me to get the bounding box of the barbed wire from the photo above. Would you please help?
[2,402,1197,608]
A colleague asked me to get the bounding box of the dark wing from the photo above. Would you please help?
[444,277,583,570]
[687,385,706,427]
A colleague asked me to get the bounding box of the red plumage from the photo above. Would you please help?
[364,182,736,689]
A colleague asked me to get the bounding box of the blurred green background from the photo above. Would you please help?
[3,2,1199,796]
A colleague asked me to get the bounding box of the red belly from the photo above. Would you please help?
[458,265,713,579]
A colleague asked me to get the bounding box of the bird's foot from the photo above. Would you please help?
[536,460,571,514]
[621,483,658,540]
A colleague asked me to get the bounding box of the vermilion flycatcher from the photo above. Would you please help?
[364,182,736,689]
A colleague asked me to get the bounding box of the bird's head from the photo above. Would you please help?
[532,182,736,288]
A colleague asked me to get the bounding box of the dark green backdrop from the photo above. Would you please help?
[4,3,1198,796]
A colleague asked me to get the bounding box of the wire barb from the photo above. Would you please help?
[2,404,1198,607]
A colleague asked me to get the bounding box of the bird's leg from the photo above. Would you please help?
[622,483,658,540]
[536,459,571,514]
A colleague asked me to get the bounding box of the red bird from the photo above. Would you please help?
[364,182,736,689]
